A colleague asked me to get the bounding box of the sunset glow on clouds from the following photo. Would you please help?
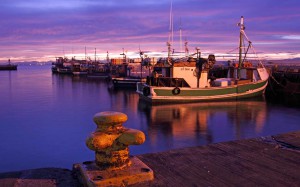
[0,0,300,62]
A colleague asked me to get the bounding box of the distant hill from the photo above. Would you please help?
[11,61,53,66]
[266,58,300,65]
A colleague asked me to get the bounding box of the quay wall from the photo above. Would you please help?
[265,64,300,106]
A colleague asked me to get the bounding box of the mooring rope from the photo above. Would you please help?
[269,72,300,96]
[269,73,286,87]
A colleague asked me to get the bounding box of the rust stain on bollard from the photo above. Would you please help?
[73,111,154,187]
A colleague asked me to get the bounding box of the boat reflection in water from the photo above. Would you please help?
[138,98,267,152]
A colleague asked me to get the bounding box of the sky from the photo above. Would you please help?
[0,0,300,63]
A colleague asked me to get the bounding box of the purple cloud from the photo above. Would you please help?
[0,0,300,62]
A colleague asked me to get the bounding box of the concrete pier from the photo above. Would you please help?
[1,131,299,186]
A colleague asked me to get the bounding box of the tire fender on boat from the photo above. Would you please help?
[143,86,150,96]
[172,87,181,95]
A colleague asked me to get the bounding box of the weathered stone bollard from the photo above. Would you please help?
[74,111,154,187]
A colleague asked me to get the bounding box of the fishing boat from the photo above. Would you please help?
[72,62,88,76]
[52,57,73,74]
[87,63,110,79]
[136,16,269,104]
[109,50,152,89]
[0,59,17,70]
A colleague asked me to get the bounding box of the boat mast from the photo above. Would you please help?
[139,46,144,78]
[94,48,97,63]
[196,47,201,88]
[168,0,174,46]
[106,51,110,64]
[120,48,127,63]
[167,0,173,65]
[179,18,182,58]
[167,42,171,64]
[184,38,189,57]
[238,16,245,79]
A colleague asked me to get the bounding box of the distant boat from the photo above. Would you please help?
[0,59,17,71]
[110,77,147,89]
[72,62,88,76]
[52,57,83,75]
[109,62,148,89]
[87,63,110,79]
[136,16,269,104]
[52,57,72,74]
[109,50,153,89]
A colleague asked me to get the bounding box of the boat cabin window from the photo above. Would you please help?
[253,70,261,81]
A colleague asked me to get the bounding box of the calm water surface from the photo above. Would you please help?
[0,65,299,172]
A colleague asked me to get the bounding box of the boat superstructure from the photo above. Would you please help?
[136,16,269,104]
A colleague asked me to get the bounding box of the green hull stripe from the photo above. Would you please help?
[154,80,266,97]
[138,80,268,103]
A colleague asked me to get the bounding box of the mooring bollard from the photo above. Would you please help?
[74,111,154,187]
[86,111,145,169]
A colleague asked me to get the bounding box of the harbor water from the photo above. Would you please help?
[0,65,299,173]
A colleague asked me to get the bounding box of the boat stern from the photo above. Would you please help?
[136,83,156,99]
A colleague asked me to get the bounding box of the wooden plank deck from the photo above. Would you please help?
[136,131,300,186]
[0,131,299,186]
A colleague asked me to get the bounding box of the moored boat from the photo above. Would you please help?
[136,16,269,104]
[109,62,149,89]
[109,51,153,89]
[111,77,147,89]
[72,62,88,76]
[87,63,110,79]
[0,59,17,71]
[52,57,73,74]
